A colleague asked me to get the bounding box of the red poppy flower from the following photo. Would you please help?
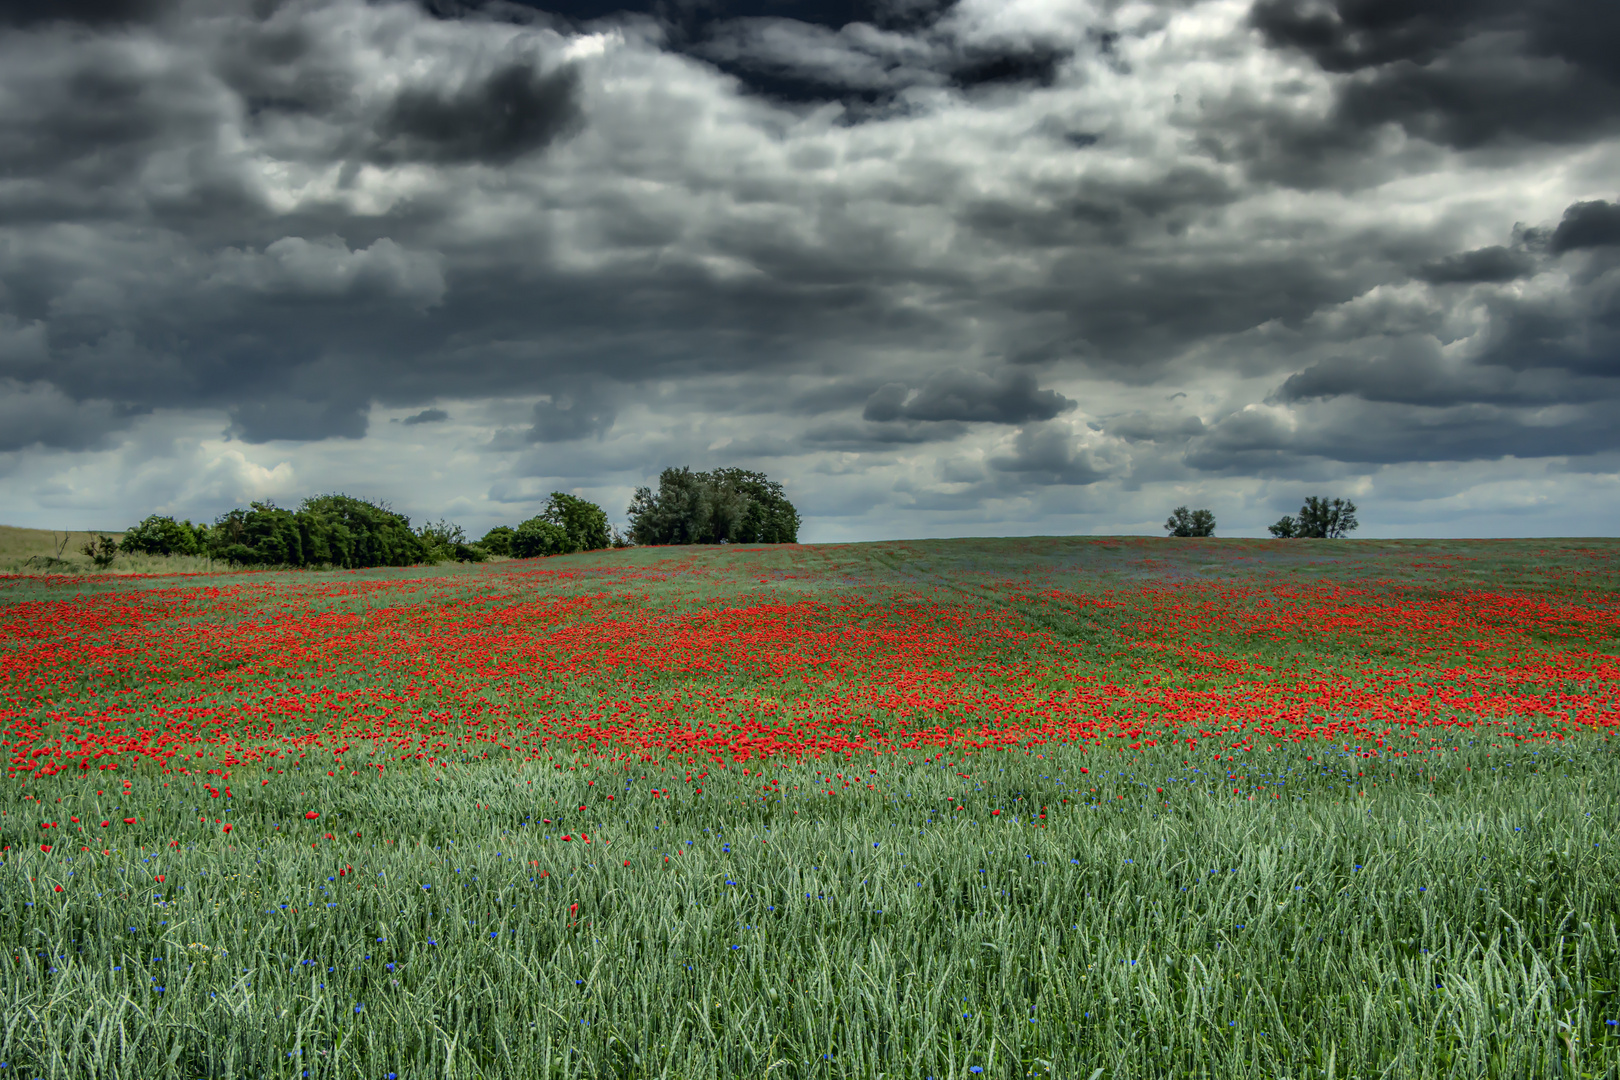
[122,818,136,825]
[39,844,51,853]
[305,811,319,820]
[222,823,233,833]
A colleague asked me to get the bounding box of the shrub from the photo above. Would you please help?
[296,494,427,568]
[204,495,429,568]
[544,493,611,553]
[480,526,515,557]
[627,467,799,545]
[80,535,119,569]
[512,518,570,559]
[120,515,202,556]
[1272,498,1359,539]
[1165,506,1216,537]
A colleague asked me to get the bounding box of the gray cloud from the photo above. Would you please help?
[1273,351,1620,409]
[1549,200,1620,254]
[527,381,617,442]
[0,379,131,451]
[1417,245,1534,284]
[0,0,1617,538]
[1250,0,1620,150]
[1106,412,1206,443]
[862,369,1074,424]
[991,422,1120,486]
[376,61,584,164]
[0,0,171,27]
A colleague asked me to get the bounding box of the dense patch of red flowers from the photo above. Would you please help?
[1,549,1616,784]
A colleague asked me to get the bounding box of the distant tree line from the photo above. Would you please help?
[475,493,619,559]
[1270,497,1359,539]
[1162,497,1360,539]
[112,491,625,569]
[1165,506,1217,537]
[104,466,799,569]
[627,467,799,545]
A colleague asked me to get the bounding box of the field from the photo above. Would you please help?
[2,536,1618,1079]
[0,526,125,575]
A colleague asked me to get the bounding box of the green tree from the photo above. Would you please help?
[710,468,800,543]
[1165,506,1216,537]
[543,493,611,552]
[1270,498,1358,539]
[297,494,428,567]
[627,467,800,545]
[119,515,202,556]
[1295,497,1359,539]
[202,495,430,568]
[512,517,570,559]
[480,526,516,557]
[80,534,119,569]
[416,520,486,563]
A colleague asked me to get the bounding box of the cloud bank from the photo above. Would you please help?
[0,0,1616,538]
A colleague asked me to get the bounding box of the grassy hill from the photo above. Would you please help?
[0,523,124,572]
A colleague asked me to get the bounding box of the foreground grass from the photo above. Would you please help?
[5,738,1618,1080]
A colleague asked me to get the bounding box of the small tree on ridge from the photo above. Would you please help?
[1165,506,1216,537]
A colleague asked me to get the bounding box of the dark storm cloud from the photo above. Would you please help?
[2,0,1619,537]
[1416,246,1533,284]
[376,61,584,164]
[1185,399,1620,471]
[228,395,370,443]
[527,382,617,442]
[480,0,1067,108]
[0,0,172,27]
[1105,412,1206,443]
[990,423,1115,486]
[0,380,131,451]
[804,419,966,449]
[862,369,1074,424]
[1272,352,1620,409]
[1250,0,1620,150]
[692,29,1071,108]
[1548,200,1620,254]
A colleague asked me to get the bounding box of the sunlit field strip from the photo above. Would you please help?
[2,537,1618,1078]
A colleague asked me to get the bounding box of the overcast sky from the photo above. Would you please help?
[1,0,1616,540]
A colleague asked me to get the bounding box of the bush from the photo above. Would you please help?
[80,535,119,569]
[627,467,799,545]
[1165,506,1216,537]
[502,494,611,560]
[512,517,570,559]
[296,494,428,568]
[544,493,611,553]
[1271,497,1359,539]
[203,495,429,568]
[120,515,202,556]
[480,526,515,557]
[414,520,488,563]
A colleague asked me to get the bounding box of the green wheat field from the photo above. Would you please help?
[2,536,1618,1079]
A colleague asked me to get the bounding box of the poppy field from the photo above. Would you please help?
[2,536,1619,1079]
